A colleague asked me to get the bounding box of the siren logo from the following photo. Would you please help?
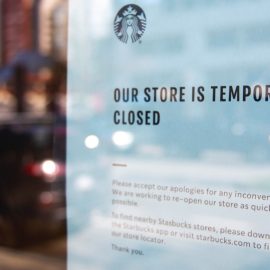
[114,4,146,43]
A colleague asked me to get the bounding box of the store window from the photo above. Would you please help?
[67,1,270,270]
[1,1,270,270]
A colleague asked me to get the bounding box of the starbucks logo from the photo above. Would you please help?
[114,4,146,43]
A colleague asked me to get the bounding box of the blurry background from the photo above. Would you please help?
[0,0,67,269]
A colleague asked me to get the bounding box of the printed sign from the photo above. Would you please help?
[67,1,270,269]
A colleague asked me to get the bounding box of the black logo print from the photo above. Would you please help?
[114,4,146,43]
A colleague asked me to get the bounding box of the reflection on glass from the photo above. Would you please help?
[74,175,94,192]
[112,131,134,149]
[67,1,270,269]
[41,159,58,176]
[84,135,100,149]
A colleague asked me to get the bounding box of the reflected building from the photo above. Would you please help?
[0,0,68,66]
[38,0,67,62]
[1,0,34,64]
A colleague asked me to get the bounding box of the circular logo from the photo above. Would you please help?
[114,4,146,44]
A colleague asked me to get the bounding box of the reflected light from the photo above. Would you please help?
[75,175,94,191]
[112,131,134,148]
[41,160,57,176]
[85,135,100,149]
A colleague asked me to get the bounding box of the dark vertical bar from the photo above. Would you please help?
[14,64,26,113]
[33,0,40,51]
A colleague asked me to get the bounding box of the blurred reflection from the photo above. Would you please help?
[41,160,59,177]
[74,175,94,192]
[0,0,67,269]
[0,84,16,113]
[84,135,100,149]
[112,131,134,149]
